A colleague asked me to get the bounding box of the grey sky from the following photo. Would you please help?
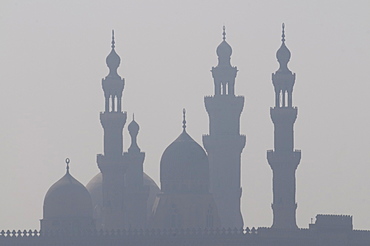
[1,0,370,230]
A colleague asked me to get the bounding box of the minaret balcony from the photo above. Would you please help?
[270,107,297,124]
[267,150,301,170]
[97,154,127,173]
[100,111,127,129]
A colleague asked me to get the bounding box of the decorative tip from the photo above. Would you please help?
[281,23,285,43]
[182,108,186,131]
[111,30,115,49]
[132,113,135,121]
[222,26,226,41]
[65,158,70,173]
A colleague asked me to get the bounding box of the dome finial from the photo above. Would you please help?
[281,23,285,43]
[65,158,70,173]
[111,30,115,49]
[222,26,226,41]
[182,108,187,131]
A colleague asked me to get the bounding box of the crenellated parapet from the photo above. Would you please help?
[2,224,370,246]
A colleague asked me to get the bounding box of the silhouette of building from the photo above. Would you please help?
[267,23,301,230]
[203,26,246,229]
[1,25,370,246]
[151,109,220,229]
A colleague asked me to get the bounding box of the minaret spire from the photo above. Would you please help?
[65,158,70,174]
[111,30,116,49]
[182,108,187,131]
[213,26,236,95]
[281,23,285,43]
[267,24,301,230]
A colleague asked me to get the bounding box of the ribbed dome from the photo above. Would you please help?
[216,40,232,58]
[160,130,209,193]
[43,170,93,220]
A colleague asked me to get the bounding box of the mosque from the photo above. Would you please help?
[1,25,370,246]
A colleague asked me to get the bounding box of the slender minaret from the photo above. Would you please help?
[203,27,246,229]
[123,115,149,228]
[97,30,127,231]
[267,24,301,230]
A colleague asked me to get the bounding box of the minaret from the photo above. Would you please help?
[97,30,127,231]
[267,24,301,230]
[203,27,246,229]
[123,115,149,228]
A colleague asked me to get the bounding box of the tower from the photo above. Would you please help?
[123,116,149,228]
[203,27,246,229]
[97,31,127,231]
[267,24,301,230]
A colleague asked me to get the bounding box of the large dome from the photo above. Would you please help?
[43,170,93,220]
[86,171,160,229]
[160,130,209,194]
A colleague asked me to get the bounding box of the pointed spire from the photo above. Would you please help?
[216,26,232,63]
[65,158,70,174]
[111,30,115,49]
[106,30,121,78]
[276,23,291,71]
[128,114,140,152]
[182,108,187,131]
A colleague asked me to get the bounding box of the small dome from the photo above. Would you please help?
[160,130,209,193]
[106,48,121,71]
[43,170,93,220]
[276,42,291,65]
[216,40,232,58]
[128,119,139,134]
[105,30,121,78]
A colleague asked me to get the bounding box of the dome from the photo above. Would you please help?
[160,130,209,193]
[86,171,160,228]
[106,48,121,70]
[276,23,292,72]
[216,40,232,58]
[105,30,121,78]
[128,118,139,135]
[276,42,291,65]
[43,170,93,220]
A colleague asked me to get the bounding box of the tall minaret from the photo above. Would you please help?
[203,27,246,229]
[267,24,301,230]
[97,31,127,231]
[123,115,149,228]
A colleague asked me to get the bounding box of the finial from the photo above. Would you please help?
[132,113,135,121]
[111,30,115,49]
[65,158,70,173]
[281,23,285,43]
[222,26,226,41]
[182,108,186,131]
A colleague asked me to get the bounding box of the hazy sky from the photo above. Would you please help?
[1,0,370,230]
